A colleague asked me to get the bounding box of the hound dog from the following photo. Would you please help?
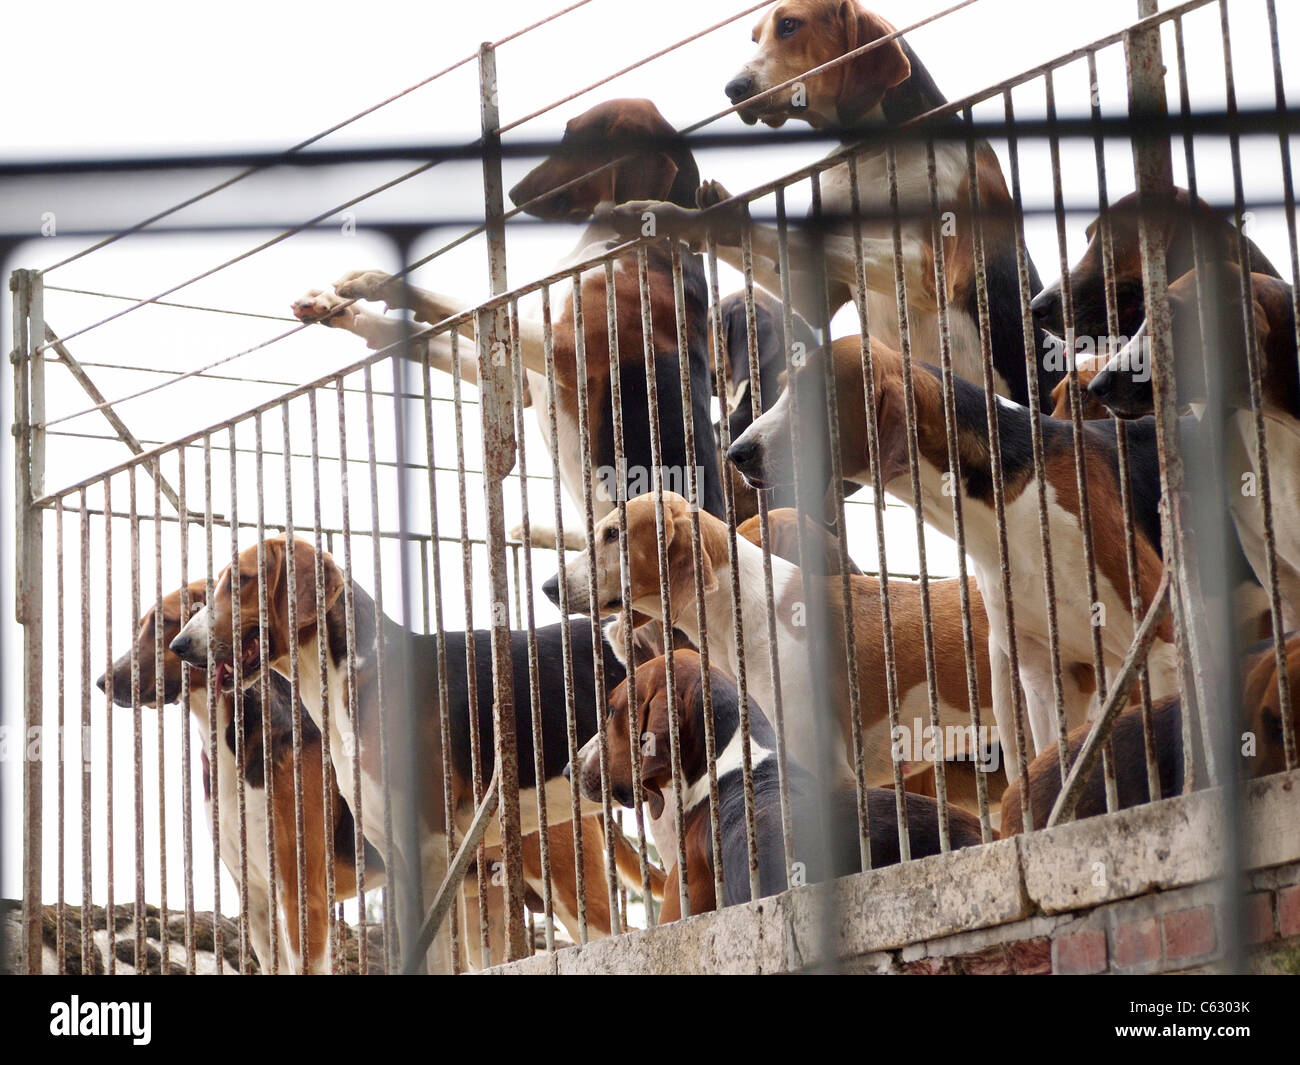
[292,98,723,530]
[1087,263,1300,630]
[727,335,1180,778]
[100,579,384,974]
[571,650,985,920]
[169,536,637,965]
[603,0,1058,405]
[544,491,1001,789]
[1001,634,1300,834]
[1030,187,1281,346]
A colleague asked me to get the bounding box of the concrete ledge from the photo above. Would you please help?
[483,769,1300,975]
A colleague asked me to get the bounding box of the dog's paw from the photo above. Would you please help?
[594,199,704,246]
[291,288,357,328]
[695,180,746,245]
[695,179,732,210]
[334,269,401,306]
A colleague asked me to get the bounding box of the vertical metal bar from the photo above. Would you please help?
[604,261,657,924]
[741,225,795,885]
[335,379,370,974]
[507,298,558,954]
[636,245,690,919]
[538,284,591,942]
[202,440,221,972]
[176,459,197,973]
[1044,70,1118,809]
[153,459,170,970]
[448,329,492,964]
[80,488,96,971]
[281,403,312,972]
[55,497,66,973]
[1129,1,1214,787]
[128,466,146,973]
[846,166,915,853]
[306,390,340,971]
[960,108,1034,825]
[669,242,725,906]
[361,367,400,969]
[12,267,44,971]
[252,412,280,973]
[228,428,251,973]
[1089,47,1160,803]
[103,473,117,974]
[420,358,460,974]
[477,41,527,961]
[706,236,765,893]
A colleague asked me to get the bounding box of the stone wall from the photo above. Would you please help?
[483,768,1300,975]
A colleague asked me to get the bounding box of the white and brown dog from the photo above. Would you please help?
[727,336,1182,778]
[602,0,1058,407]
[543,491,1000,788]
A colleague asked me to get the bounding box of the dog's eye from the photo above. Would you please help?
[604,525,619,543]
[777,17,801,38]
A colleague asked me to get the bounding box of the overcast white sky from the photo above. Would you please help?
[2,0,1296,919]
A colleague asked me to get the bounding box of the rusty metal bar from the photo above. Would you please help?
[228,427,252,972]
[1043,69,1118,809]
[335,378,371,973]
[80,489,96,970]
[176,459,197,973]
[845,165,916,855]
[13,267,44,971]
[538,283,593,942]
[252,412,281,973]
[602,261,656,924]
[477,42,528,963]
[636,244,691,919]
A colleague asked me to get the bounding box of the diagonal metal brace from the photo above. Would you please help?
[44,323,184,513]
[401,767,500,974]
[1046,568,1172,828]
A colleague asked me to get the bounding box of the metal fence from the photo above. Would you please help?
[5,0,1299,974]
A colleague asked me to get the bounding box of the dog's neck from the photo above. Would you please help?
[838,40,950,143]
[678,683,777,815]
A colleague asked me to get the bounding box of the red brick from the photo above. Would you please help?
[903,957,952,975]
[1244,892,1275,945]
[1008,937,1052,974]
[955,944,1012,975]
[1113,916,1161,968]
[1278,886,1300,939]
[1054,929,1107,974]
[1163,906,1217,961]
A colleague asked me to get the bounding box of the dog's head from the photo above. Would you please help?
[1087,262,1278,420]
[1241,636,1300,779]
[98,578,209,706]
[170,536,345,693]
[508,98,696,220]
[543,493,720,630]
[571,650,710,819]
[724,0,910,129]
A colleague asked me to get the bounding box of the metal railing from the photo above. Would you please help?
[5,0,1299,975]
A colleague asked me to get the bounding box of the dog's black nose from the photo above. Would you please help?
[542,574,561,607]
[1087,368,1116,403]
[169,634,194,661]
[724,75,754,103]
[726,436,758,471]
[1029,286,1059,323]
[95,672,106,692]
[562,761,572,781]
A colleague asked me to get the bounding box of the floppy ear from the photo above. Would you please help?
[638,687,673,819]
[265,537,344,642]
[836,2,911,126]
[665,507,717,627]
[613,152,680,204]
[872,377,913,487]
